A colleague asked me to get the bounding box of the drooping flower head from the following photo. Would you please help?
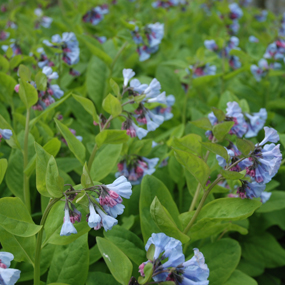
[0,252,21,285]
[60,202,78,236]
[116,156,159,185]
[43,32,80,65]
[34,8,53,28]
[82,5,109,25]
[0,129,12,142]
[138,233,209,285]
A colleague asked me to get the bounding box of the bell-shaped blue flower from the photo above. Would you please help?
[60,205,77,236]
[88,202,101,228]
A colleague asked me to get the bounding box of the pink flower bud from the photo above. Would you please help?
[14,84,20,93]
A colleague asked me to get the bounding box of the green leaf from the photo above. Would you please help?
[90,144,122,181]
[256,191,285,213]
[46,156,64,198]
[212,121,234,141]
[104,225,146,265]
[72,94,98,122]
[86,272,120,285]
[236,138,255,157]
[211,107,225,121]
[220,169,245,180]
[47,234,89,285]
[172,134,202,156]
[89,244,102,265]
[0,227,35,265]
[140,175,181,243]
[55,119,86,165]
[190,117,212,130]
[81,163,93,188]
[146,244,155,261]
[0,197,42,237]
[18,64,32,82]
[86,56,108,113]
[35,71,47,91]
[138,262,153,285]
[0,158,8,185]
[5,47,13,59]
[18,79,38,108]
[0,55,9,73]
[201,239,241,285]
[150,197,190,243]
[97,237,133,285]
[9,55,22,70]
[201,142,228,160]
[223,270,257,285]
[241,232,285,269]
[174,149,210,186]
[128,139,153,156]
[102,93,122,117]
[95,130,129,147]
[198,197,261,222]
[0,72,17,100]
[79,35,112,65]
[110,78,121,98]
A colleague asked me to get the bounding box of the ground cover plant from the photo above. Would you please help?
[1,0,285,284]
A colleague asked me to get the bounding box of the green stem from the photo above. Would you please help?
[87,144,98,171]
[110,42,128,77]
[34,198,61,285]
[183,176,223,234]
[23,108,31,213]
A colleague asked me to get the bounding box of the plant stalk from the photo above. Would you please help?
[34,198,61,285]
[23,108,31,213]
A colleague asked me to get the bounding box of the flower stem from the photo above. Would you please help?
[110,42,128,77]
[34,198,61,285]
[23,108,31,213]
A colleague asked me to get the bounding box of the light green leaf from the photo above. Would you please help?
[223,270,257,285]
[81,163,93,188]
[0,115,21,149]
[35,71,47,91]
[220,169,245,180]
[211,107,225,121]
[212,121,234,141]
[0,197,42,237]
[90,144,122,181]
[140,175,181,243]
[55,119,86,165]
[97,237,133,285]
[256,191,285,213]
[0,55,9,73]
[128,139,153,156]
[150,197,190,243]
[172,134,202,156]
[18,79,38,108]
[200,239,241,285]
[46,156,64,198]
[102,93,122,117]
[72,94,98,122]
[174,149,210,186]
[104,225,145,265]
[18,64,32,82]
[236,138,255,157]
[190,117,212,130]
[95,130,129,147]
[47,234,89,285]
[0,158,8,185]
[110,78,121,98]
[201,142,228,160]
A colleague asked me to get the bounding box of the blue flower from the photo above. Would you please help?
[123,69,135,87]
[250,59,269,82]
[0,253,21,285]
[146,23,164,47]
[261,191,272,203]
[226,102,247,137]
[179,249,209,285]
[249,35,259,43]
[216,148,234,168]
[259,127,279,145]
[229,3,243,20]
[0,129,12,141]
[95,206,118,231]
[245,108,267,138]
[60,204,77,236]
[238,181,266,199]
[204,40,218,52]
[106,176,132,199]
[87,202,101,228]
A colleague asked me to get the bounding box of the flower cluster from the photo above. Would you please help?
[116,156,159,185]
[120,69,174,139]
[2,40,22,57]
[186,63,217,78]
[82,5,109,26]
[152,0,187,9]
[211,102,281,202]
[34,8,53,29]
[227,3,243,34]
[36,47,55,68]
[0,30,10,41]
[130,22,164,61]
[207,101,266,139]
[0,128,12,142]
[250,59,281,82]
[43,32,80,66]
[204,36,241,69]
[0,252,21,285]
[254,10,268,22]
[14,66,64,110]
[138,233,209,285]
[60,176,132,235]
[250,39,285,81]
